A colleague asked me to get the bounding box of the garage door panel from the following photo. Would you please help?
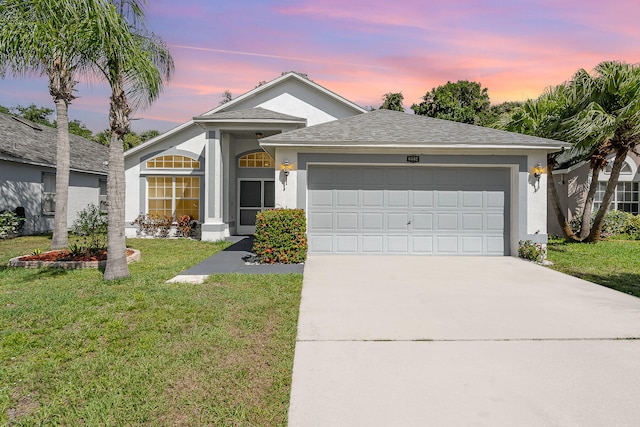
[309,212,333,230]
[309,189,333,207]
[412,236,434,253]
[336,212,358,230]
[436,236,459,253]
[412,190,434,207]
[387,235,409,253]
[462,191,484,208]
[486,192,505,208]
[362,212,384,230]
[387,213,409,230]
[412,213,433,230]
[336,235,358,253]
[307,166,509,255]
[362,235,384,253]
[309,235,333,253]
[461,213,483,231]
[387,190,410,207]
[362,190,384,207]
[486,213,504,231]
[436,213,459,231]
[436,191,459,208]
[337,190,359,207]
[461,236,483,254]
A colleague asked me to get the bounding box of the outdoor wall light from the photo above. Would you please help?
[533,162,544,178]
[280,160,294,177]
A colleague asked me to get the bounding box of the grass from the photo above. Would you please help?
[547,237,640,298]
[1,236,303,426]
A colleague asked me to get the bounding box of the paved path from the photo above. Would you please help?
[166,236,303,283]
[288,256,640,426]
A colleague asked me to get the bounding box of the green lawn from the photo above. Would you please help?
[547,238,640,298]
[1,236,302,426]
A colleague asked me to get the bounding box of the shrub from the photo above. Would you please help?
[253,209,307,264]
[601,210,633,237]
[0,211,24,239]
[72,204,108,251]
[518,240,546,263]
[131,214,196,238]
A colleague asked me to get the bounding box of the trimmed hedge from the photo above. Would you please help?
[253,209,307,264]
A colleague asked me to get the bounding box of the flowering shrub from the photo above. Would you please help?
[0,211,24,239]
[132,214,196,238]
[518,240,546,263]
[253,209,307,264]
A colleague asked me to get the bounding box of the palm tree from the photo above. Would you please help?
[89,0,173,280]
[564,61,640,242]
[0,0,96,249]
[494,83,582,241]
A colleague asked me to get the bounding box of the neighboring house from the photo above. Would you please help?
[0,112,108,235]
[124,72,569,256]
[548,152,640,236]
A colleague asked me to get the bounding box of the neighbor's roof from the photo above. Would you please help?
[0,112,108,174]
[260,109,572,150]
[193,107,306,123]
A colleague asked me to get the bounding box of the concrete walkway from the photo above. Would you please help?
[166,236,303,283]
[288,256,640,426]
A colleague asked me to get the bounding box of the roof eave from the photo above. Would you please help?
[259,141,571,151]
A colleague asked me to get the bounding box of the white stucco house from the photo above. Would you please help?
[124,72,569,256]
[0,112,108,235]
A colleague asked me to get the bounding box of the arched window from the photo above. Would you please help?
[604,162,633,175]
[147,155,200,169]
[239,151,273,168]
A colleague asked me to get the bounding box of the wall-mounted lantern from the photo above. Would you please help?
[280,160,294,185]
[532,162,544,191]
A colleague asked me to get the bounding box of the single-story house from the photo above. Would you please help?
[548,151,640,236]
[124,72,569,256]
[0,112,108,234]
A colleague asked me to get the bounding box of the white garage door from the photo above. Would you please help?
[307,166,510,255]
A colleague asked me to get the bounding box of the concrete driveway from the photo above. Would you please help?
[288,256,640,426]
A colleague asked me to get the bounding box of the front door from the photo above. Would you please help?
[237,179,275,234]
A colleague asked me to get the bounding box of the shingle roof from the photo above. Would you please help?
[0,112,108,174]
[260,109,571,149]
[194,107,306,122]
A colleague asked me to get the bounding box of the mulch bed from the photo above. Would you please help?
[19,249,134,262]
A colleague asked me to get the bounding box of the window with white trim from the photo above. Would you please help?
[147,176,200,220]
[42,173,56,215]
[594,181,639,215]
[239,151,274,168]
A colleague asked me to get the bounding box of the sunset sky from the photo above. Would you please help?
[1,0,639,134]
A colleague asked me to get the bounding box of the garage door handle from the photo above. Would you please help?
[407,221,411,225]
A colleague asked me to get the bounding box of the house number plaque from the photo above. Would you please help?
[407,155,420,163]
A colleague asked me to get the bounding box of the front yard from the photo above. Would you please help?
[0,236,302,426]
[547,238,640,298]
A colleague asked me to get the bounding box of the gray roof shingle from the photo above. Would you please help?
[0,112,108,174]
[194,107,306,122]
[260,109,571,148]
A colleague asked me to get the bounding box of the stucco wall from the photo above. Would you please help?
[0,160,102,234]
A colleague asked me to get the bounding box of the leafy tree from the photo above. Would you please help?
[140,129,160,141]
[0,0,100,249]
[379,92,404,112]
[481,101,524,127]
[0,104,10,115]
[412,80,491,125]
[90,0,173,280]
[94,128,160,149]
[14,103,54,126]
[67,119,94,139]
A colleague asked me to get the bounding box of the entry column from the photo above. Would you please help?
[202,129,228,240]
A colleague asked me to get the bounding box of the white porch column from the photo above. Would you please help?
[202,129,229,241]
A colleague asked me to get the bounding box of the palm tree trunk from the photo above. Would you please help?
[547,159,580,242]
[579,167,601,239]
[104,84,131,280]
[51,97,70,249]
[585,148,629,242]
